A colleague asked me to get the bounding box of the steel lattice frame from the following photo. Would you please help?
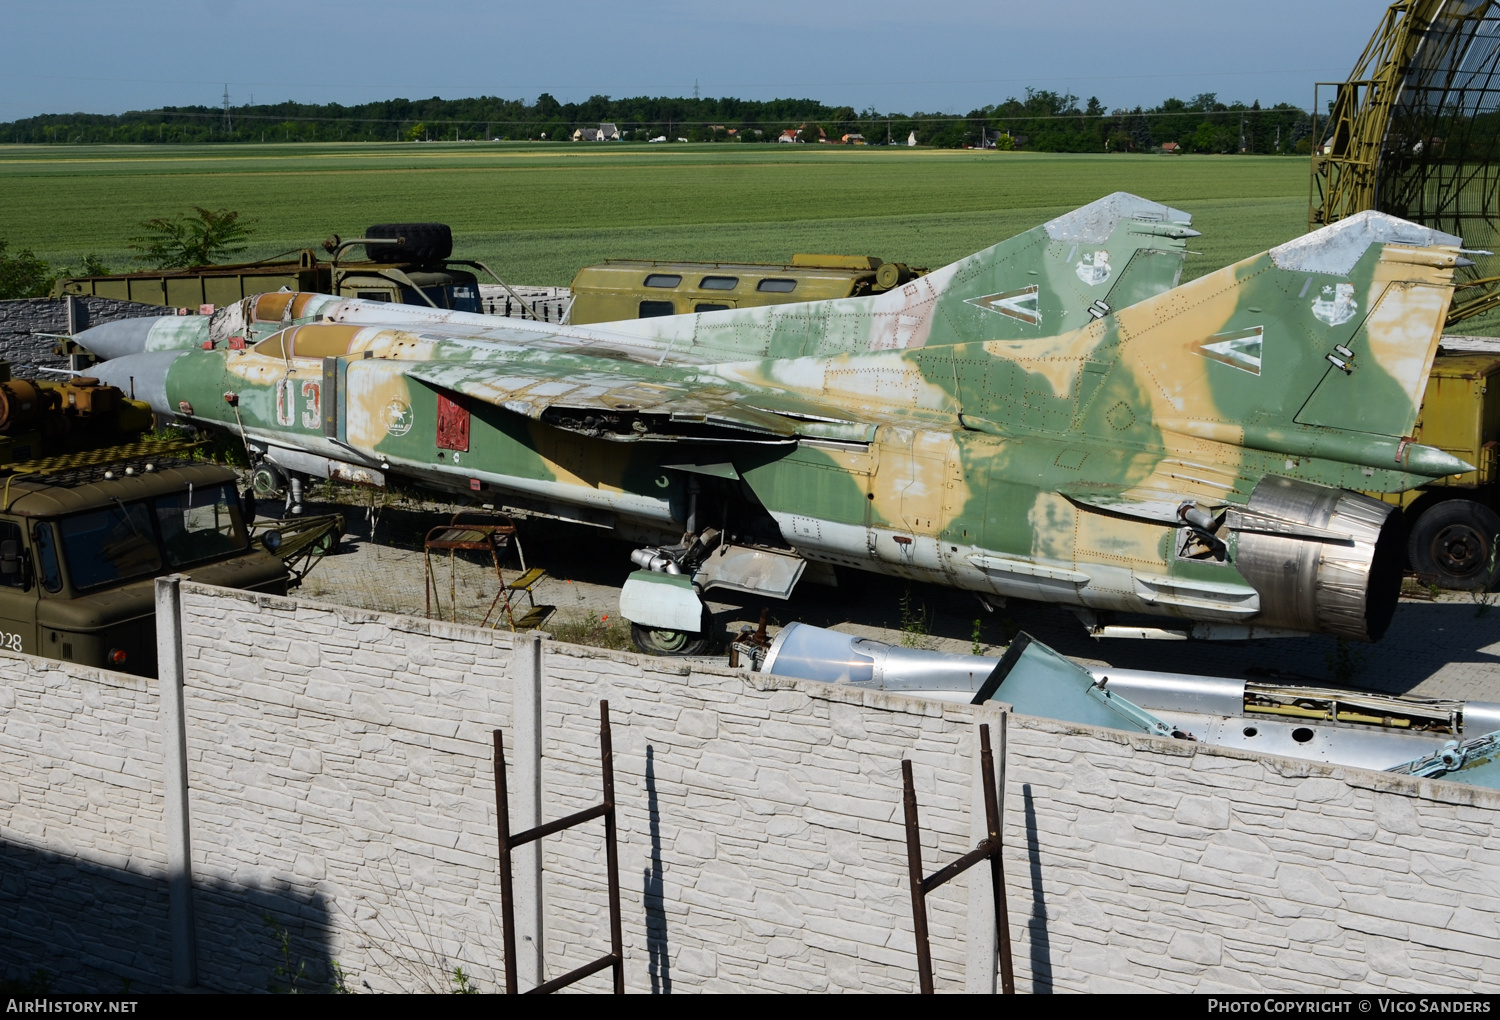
[1310,0,1500,323]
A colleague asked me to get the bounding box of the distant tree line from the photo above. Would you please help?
[0,90,1313,153]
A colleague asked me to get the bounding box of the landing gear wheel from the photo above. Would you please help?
[631,621,712,657]
[1408,499,1500,591]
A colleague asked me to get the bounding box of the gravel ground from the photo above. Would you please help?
[279,491,1500,706]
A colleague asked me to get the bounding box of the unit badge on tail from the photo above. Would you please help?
[1075,250,1112,286]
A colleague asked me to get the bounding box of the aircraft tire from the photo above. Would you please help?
[365,222,453,264]
[631,621,712,657]
[1407,498,1500,591]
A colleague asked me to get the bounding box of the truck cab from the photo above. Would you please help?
[0,460,288,675]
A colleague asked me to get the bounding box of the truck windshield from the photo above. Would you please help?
[54,483,249,591]
[58,502,162,591]
[155,484,248,567]
[401,284,482,313]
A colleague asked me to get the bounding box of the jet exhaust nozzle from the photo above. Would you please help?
[1235,476,1405,643]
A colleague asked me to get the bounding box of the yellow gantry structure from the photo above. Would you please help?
[1310,0,1500,325]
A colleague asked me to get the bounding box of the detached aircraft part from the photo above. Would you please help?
[758,623,1500,784]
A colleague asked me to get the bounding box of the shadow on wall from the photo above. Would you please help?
[644,745,671,994]
[1022,784,1053,994]
[0,838,338,994]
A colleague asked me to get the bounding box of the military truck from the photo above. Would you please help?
[0,452,288,675]
[1375,338,1500,591]
[0,364,289,675]
[51,222,491,315]
[565,254,926,325]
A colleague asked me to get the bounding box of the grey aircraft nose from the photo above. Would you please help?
[88,351,187,415]
[72,316,171,361]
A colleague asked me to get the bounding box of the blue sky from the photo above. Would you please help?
[0,0,1377,118]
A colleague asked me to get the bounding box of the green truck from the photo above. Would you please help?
[51,222,491,314]
[0,367,288,675]
[0,454,288,675]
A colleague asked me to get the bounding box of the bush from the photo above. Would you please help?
[0,240,55,299]
[128,207,253,269]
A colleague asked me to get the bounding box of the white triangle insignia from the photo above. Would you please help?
[1196,326,1263,376]
[967,285,1040,326]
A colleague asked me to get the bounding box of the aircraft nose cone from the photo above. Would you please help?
[73,316,171,360]
[88,351,187,414]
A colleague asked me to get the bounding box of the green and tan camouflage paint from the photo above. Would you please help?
[88,206,1469,640]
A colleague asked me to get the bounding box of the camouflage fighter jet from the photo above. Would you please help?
[82,208,1471,654]
[76,192,1197,367]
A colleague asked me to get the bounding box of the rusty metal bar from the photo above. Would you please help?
[509,803,608,847]
[527,953,620,995]
[901,758,935,995]
[922,841,994,894]
[901,722,1014,995]
[981,723,1015,995]
[493,699,625,994]
[493,728,519,995]
[600,701,626,994]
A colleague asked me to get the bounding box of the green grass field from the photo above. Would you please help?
[0,142,1312,287]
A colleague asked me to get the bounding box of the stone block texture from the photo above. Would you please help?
[0,580,1496,993]
[0,657,170,990]
[0,297,165,377]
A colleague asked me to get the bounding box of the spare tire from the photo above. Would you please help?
[364,222,452,264]
[1407,498,1500,591]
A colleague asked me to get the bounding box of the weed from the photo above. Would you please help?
[971,617,983,655]
[330,960,351,995]
[1473,589,1497,618]
[899,586,931,649]
[0,970,51,995]
[451,967,478,994]
[1325,637,1368,686]
[263,912,308,993]
[548,609,633,650]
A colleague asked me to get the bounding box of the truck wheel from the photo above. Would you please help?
[1407,499,1500,590]
[631,621,712,656]
[364,223,453,264]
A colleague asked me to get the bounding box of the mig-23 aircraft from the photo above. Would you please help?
[77,198,1472,655]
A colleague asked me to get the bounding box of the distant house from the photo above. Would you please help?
[572,127,600,142]
[778,129,798,143]
[841,133,866,145]
[1161,141,1181,154]
[598,122,620,141]
[797,124,827,143]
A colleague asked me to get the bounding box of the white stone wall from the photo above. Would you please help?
[0,655,170,989]
[1,580,1497,994]
[537,643,990,993]
[1000,720,1500,993]
[176,588,517,993]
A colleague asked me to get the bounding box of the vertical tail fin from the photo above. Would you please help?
[1113,212,1463,454]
